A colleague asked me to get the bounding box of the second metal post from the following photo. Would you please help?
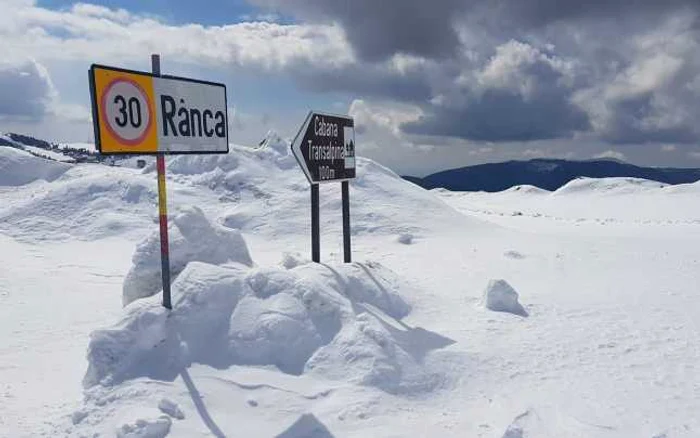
[311,183,320,263]
[342,181,351,263]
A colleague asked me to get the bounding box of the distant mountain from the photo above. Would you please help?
[0,132,117,164]
[404,159,700,192]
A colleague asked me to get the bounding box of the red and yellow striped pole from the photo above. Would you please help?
[153,54,172,310]
[156,154,172,309]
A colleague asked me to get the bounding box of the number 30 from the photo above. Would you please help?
[113,95,142,128]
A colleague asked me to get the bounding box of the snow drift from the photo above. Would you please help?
[1,133,480,245]
[144,136,473,239]
[122,206,253,306]
[86,252,435,396]
[0,146,71,186]
[553,177,668,196]
[0,170,159,242]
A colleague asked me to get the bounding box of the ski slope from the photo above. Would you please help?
[1,138,699,437]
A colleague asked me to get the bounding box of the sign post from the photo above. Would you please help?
[341,181,351,263]
[151,54,172,310]
[89,56,229,309]
[291,111,356,264]
[311,184,321,263]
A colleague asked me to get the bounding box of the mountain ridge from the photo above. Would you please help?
[403,158,700,192]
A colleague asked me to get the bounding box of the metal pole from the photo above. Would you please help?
[311,183,320,263]
[341,181,351,263]
[152,54,172,310]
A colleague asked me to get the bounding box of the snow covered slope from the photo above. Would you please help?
[438,177,700,235]
[0,146,71,186]
[2,135,699,437]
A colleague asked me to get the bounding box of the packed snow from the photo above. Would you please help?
[122,206,253,306]
[482,279,528,317]
[2,139,700,437]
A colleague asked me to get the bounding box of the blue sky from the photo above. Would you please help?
[2,0,700,175]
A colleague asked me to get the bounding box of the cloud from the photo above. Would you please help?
[292,54,433,102]
[247,0,699,61]
[0,60,55,121]
[244,0,700,148]
[3,0,700,174]
[661,144,677,152]
[403,40,590,142]
[2,3,353,70]
[594,150,627,161]
[248,0,465,61]
[484,0,698,29]
[573,14,700,145]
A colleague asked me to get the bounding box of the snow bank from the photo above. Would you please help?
[150,142,473,240]
[554,177,667,196]
[122,206,253,306]
[483,279,528,317]
[0,172,159,241]
[0,146,71,186]
[503,185,550,195]
[86,254,438,395]
[662,180,700,194]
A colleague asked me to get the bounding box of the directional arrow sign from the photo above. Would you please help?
[291,111,356,184]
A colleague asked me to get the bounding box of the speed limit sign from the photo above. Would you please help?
[101,78,152,145]
[89,64,229,155]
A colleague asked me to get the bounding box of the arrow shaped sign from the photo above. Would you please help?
[291,111,356,184]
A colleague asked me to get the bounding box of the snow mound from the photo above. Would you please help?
[483,279,528,317]
[280,252,310,270]
[86,256,445,396]
[501,410,546,438]
[158,398,184,420]
[0,172,158,241]
[662,179,700,194]
[151,143,474,239]
[501,407,628,437]
[122,206,253,306]
[116,416,171,438]
[503,185,550,195]
[554,177,667,196]
[0,146,71,186]
[397,233,414,244]
[258,130,290,155]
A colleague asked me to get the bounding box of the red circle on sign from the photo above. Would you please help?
[100,77,153,146]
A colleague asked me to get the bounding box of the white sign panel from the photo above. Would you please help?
[90,64,229,155]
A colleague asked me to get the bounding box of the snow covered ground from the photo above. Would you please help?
[1,140,699,437]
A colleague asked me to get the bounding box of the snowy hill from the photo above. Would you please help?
[0,146,72,186]
[1,134,699,437]
[1,132,121,164]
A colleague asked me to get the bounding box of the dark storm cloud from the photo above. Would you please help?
[292,63,433,102]
[404,89,590,142]
[403,39,592,141]
[248,0,465,61]
[250,0,700,145]
[502,0,698,26]
[250,0,699,61]
[599,93,700,145]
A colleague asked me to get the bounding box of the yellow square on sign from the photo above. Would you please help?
[91,66,159,154]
